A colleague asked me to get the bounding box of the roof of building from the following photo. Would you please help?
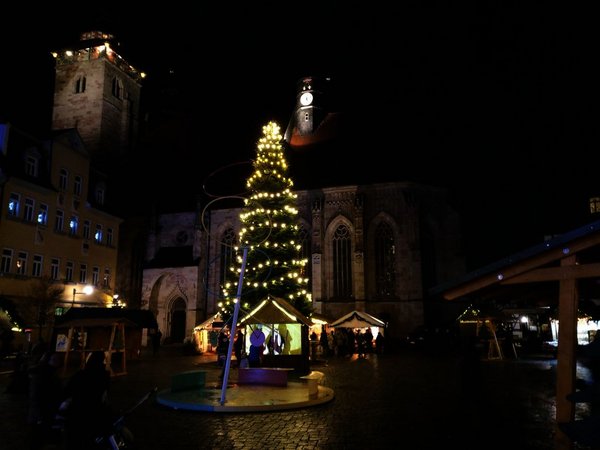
[54,307,158,329]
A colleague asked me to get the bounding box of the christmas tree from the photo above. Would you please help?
[220,121,312,318]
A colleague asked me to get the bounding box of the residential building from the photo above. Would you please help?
[0,123,122,345]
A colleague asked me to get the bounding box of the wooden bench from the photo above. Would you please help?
[171,370,207,392]
[237,367,293,387]
[300,371,324,397]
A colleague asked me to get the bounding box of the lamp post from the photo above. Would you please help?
[71,285,94,306]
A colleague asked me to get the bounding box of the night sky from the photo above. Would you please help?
[1,3,595,269]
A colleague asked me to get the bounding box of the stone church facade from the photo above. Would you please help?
[141,182,464,344]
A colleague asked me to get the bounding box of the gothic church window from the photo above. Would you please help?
[374,222,396,297]
[332,224,352,298]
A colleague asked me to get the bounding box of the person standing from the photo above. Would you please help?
[233,329,245,367]
[248,329,265,368]
[152,329,162,356]
[63,351,112,450]
[216,330,230,367]
[27,351,63,449]
[364,328,373,354]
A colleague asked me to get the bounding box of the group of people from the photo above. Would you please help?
[310,327,385,359]
[217,328,273,370]
[26,347,113,449]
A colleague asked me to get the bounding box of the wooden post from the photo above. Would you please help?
[554,255,578,450]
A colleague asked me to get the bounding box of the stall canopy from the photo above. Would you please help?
[193,312,225,332]
[330,310,386,329]
[239,296,312,327]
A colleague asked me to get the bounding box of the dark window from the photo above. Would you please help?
[59,169,68,190]
[332,224,352,298]
[75,75,86,93]
[374,222,396,297]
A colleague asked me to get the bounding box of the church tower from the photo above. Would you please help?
[51,31,144,171]
[284,76,334,148]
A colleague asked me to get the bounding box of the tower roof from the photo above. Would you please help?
[51,30,145,82]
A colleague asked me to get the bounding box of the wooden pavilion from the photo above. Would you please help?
[432,218,600,450]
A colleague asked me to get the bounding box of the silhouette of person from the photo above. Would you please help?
[152,329,162,356]
[248,329,265,368]
[27,351,63,449]
[375,331,385,354]
[63,350,112,450]
[233,329,245,367]
[216,330,230,367]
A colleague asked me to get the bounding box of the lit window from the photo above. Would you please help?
[37,204,48,225]
[16,252,27,275]
[95,224,103,243]
[8,193,20,217]
[69,216,79,236]
[92,266,100,286]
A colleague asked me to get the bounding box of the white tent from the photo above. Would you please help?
[330,310,386,329]
[193,312,225,353]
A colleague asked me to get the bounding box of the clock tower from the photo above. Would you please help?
[284,76,330,147]
[51,31,145,172]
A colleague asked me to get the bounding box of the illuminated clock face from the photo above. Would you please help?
[300,92,313,106]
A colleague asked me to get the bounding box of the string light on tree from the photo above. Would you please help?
[221,121,312,319]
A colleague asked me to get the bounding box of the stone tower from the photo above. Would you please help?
[284,76,335,148]
[51,31,144,171]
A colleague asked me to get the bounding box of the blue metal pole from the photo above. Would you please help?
[219,246,248,405]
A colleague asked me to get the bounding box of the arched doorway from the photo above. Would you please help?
[170,298,186,343]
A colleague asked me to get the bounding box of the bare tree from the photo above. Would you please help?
[26,277,65,344]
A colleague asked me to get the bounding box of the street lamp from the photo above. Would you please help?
[72,285,94,306]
